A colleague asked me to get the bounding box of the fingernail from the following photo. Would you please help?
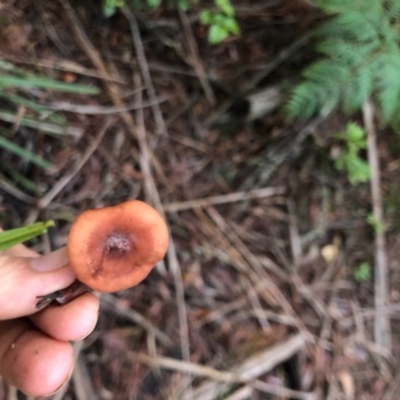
[44,363,73,397]
[30,248,69,272]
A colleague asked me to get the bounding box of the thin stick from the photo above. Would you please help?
[0,176,35,204]
[163,186,286,212]
[178,10,216,105]
[133,72,192,394]
[136,334,311,400]
[194,207,312,342]
[122,7,167,136]
[363,101,391,351]
[72,349,98,400]
[37,118,115,209]
[204,32,312,127]
[48,96,170,114]
[101,294,173,348]
[251,380,316,400]
[0,111,83,138]
[239,112,329,191]
[59,0,141,145]
[137,334,306,383]
[3,56,126,82]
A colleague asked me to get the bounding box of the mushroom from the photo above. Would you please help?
[36,200,169,308]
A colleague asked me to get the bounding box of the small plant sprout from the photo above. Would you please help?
[367,213,385,234]
[103,0,125,17]
[354,262,371,282]
[334,122,370,185]
[101,0,239,44]
[200,0,240,45]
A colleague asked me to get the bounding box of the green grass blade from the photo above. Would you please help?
[0,220,55,251]
[0,59,35,75]
[0,135,54,169]
[0,126,12,137]
[0,75,99,94]
[0,93,68,125]
[0,111,83,137]
[1,165,40,193]
[0,92,47,113]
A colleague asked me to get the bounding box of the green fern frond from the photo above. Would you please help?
[284,83,318,119]
[316,38,366,65]
[303,61,351,85]
[389,102,400,131]
[315,0,374,14]
[317,12,380,42]
[375,54,400,121]
[316,0,382,20]
[285,81,340,120]
[385,0,400,20]
[284,0,400,126]
[343,66,373,112]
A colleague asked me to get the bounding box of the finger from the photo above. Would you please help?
[29,247,69,272]
[4,242,39,258]
[0,250,75,320]
[0,227,38,258]
[0,319,73,397]
[30,292,99,341]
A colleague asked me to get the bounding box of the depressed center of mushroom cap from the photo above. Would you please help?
[104,231,132,259]
[88,230,137,279]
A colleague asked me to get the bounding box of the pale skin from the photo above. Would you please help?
[0,242,99,397]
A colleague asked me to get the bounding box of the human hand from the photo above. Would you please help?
[0,243,99,397]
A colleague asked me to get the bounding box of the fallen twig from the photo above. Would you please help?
[363,100,391,351]
[163,186,286,212]
[178,10,216,106]
[48,96,170,114]
[132,72,192,394]
[37,118,115,209]
[239,112,329,190]
[204,32,313,128]
[100,294,173,348]
[122,7,168,135]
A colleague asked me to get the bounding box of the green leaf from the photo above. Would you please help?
[0,221,55,251]
[212,13,227,26]
[346,156,370,184]
[216,0,234,17]
[342,123,365,142]
[367,213,385,233]
[147,0,161,8]
[200,10,214,25]
[177,0,190,11]
[103,0,125,17]
[208,24,229,44]
[103,4,117,17]
[334,122,370,185]
[219,17,240,34]
[334,152,370,184]
[354,262,371,282]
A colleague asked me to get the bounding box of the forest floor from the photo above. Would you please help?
[1,1,400,399]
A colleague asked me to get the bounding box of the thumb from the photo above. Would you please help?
[0,248,76,320]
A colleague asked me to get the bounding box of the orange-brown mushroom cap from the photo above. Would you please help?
[67,200,169,293]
